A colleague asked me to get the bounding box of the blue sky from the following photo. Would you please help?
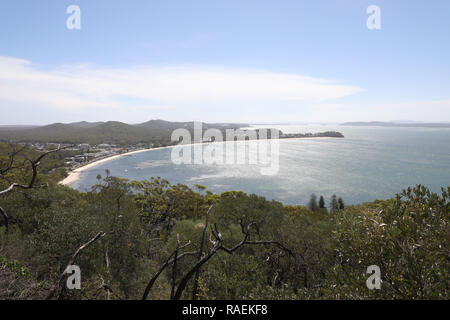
[1,0,449,124]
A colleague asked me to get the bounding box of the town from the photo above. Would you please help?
[27,142,158,171]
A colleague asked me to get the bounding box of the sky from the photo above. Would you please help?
[0,0,449,125]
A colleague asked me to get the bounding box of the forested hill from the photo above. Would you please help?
[0,120,248,145]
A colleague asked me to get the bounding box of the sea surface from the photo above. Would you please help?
[71,125,450,206]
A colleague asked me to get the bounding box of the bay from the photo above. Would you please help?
[72,125,450,206]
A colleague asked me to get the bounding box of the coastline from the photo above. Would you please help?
[59,146,173,186]
[59,136,341,186]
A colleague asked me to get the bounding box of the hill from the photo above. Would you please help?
[0,120,247,145]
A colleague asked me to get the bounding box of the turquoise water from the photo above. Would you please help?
[72,125,450,206]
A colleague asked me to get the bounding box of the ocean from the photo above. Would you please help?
[71,125,450,206]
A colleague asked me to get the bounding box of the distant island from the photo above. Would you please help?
[341,121,450,128]
[278,131,344,138]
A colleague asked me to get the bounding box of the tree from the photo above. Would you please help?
[0,145,67,196]
[318,196,326,209]
[331,185,449,299]
[308,194,318,211]
[0,144,70,232]
[192,205,213,300]
[46,231,106,300]
[337,197,345,210]
[141,209,290,300]
[171,220,290,300]
[330,195,338,212]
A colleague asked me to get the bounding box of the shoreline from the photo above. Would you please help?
[59,145,178,186]
[59,136,341,186]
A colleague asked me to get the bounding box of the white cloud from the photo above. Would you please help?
[2,56,448,124]
[0,56,363,123]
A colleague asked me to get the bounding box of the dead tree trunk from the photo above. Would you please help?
[192,205,213,300]
[0,206,8,234]
[0,145,71,196]
[170,234,181,299]
[141,240,196,300]
[46,231,106,300]
[172,222,291,300]
[0,145,71,233]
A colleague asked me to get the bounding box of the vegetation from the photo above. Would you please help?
[0,120,246,146]
[0,144,448,300]
[0,143,74,183]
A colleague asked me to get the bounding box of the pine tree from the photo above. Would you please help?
[319,195,325,209]
[330,194,338,212]
[308,193,319,211]
[337,197,345,210]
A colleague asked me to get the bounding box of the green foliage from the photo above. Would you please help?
[318,196,326,209]
[212,191,288,242]
[0,120,246,146]
[308,194,318,211]
[329,185,449,299]
[201,253,271,300]
[0,142,72,184]
[0,256,30,278]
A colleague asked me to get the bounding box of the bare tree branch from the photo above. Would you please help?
[142,208,291,300]
[0,206,8,234]
[0,144,26,176]
[172,241,221,300]
[170,234,180,299]
[96,275,113,300]
[46,231,106,300]
[192,205,213,300]
[104,244,111,300]
[141,240,195,300]
[172,221,291,300]
[0,145,72,196]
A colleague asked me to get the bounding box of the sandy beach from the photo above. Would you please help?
[59,136,339,186]
[59,146,173,186]
[59,142,206,186]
